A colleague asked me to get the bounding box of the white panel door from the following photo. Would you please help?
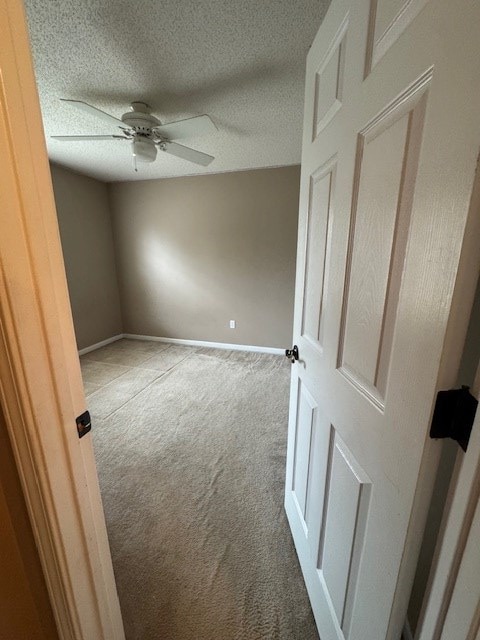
[285,0,480,638]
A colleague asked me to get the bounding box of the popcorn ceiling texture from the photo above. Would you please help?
[24,0,329,182]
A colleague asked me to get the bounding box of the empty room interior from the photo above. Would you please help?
[24,1,323,638]
[2,0,480,639]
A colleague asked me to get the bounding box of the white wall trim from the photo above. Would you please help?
[78,334,124,356]
[123,333,285,355]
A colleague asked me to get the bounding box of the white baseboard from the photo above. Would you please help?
[78,334,124,356]
[123,333,285,355]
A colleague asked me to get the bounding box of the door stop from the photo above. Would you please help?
[429,386,478,452]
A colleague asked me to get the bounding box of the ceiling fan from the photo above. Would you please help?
[52,100,217,170]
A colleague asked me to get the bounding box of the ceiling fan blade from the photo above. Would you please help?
[60,99,129,129]
[161,141,214,166]
[51,135,128,141]
[153,114,217,140]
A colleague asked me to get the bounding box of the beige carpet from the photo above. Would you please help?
[81,339,318,640]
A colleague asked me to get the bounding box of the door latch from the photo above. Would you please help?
[285,345,299,363]
[429,386,478,452]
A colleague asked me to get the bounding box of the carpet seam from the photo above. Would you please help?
[134,350,195,373]
[97,354,196,420]
[82,343,173,370]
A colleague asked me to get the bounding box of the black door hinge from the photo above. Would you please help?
[76,410,92,439]
[430,386,478,452]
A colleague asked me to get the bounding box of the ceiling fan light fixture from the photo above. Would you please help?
[54,99,216,169]
[132,137,157,163]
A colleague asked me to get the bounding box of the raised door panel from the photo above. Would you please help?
[301,159,336,350]
[291,380,318,531]
[287,375,333,562]
[317,430,371,637]
[337,79,429,409]
[365,0,430,74]
[312,18,348,139]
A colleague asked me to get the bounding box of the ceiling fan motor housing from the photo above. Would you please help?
[121,102,161,133]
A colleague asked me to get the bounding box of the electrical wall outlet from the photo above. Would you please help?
[229,320,236,329]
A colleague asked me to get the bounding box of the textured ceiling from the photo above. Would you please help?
[24,0,328,182]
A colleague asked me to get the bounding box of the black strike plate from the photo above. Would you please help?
[429,386,478,452]
[76,410,92,439]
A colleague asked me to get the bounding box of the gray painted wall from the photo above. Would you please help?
[50,164,123,350]
[109,166,300,348]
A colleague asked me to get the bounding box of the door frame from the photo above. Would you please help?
[417,358,480,640]
[415,158,480,640]
[394,152,480,640]
[0,0,124,638]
